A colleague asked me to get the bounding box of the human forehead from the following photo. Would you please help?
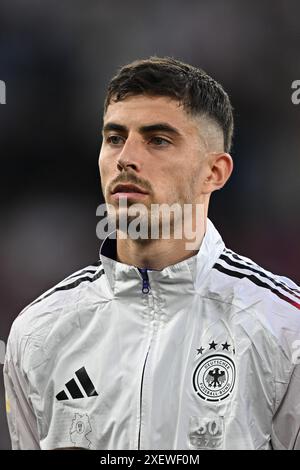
[103,95,199,135]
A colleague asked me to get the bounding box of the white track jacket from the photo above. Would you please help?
[3,219,300,450]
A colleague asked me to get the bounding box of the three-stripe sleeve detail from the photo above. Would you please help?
[213,251,300,310]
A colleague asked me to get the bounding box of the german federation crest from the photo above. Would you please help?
[193,354,236,402]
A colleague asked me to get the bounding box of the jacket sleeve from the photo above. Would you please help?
[3,329,40,450]
[271,364,300,450]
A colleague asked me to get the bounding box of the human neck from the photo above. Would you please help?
[116,231,205,270]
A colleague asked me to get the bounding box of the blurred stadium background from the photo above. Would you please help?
[0,0,299,449]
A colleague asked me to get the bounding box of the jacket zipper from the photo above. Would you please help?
[137,350,149,449]
[138,268,151,449]
[139,268,150,294]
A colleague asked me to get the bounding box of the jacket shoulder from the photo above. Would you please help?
[7,260,106,359]
[209,247,300,354]
[211,247,299,309]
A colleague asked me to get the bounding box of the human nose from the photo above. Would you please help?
[116,135,143,172]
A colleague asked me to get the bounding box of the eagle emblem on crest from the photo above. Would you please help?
[206,368,226,388]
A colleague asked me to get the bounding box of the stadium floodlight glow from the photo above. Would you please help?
[0,80,6,104]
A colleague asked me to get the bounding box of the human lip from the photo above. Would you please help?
[111,183,149,198]
[111,191,149,200]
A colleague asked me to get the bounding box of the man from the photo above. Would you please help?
[4,57,300,450]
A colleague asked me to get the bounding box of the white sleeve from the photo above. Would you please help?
[3,331,40,450]
[271,364,300,450]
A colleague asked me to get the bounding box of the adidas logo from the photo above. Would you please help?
[56,366,99,401]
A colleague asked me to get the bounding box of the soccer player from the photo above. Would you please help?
[4,57,300,450]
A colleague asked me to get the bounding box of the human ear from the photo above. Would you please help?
[203,153,233,193]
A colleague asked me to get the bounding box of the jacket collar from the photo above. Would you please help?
[99,218,225,295]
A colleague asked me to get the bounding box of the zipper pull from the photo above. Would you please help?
[139,268,150,294]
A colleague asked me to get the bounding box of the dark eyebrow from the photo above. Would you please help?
[102,122,182,137]
[102,123,128,134]
[138,123,182,137]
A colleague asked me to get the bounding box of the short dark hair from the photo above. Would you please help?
[104,56,234,153]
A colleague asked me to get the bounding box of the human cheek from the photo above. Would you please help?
[99,154,112,196]
[99,146,112,174]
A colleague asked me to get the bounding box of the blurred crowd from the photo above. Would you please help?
[0,0,299,449]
